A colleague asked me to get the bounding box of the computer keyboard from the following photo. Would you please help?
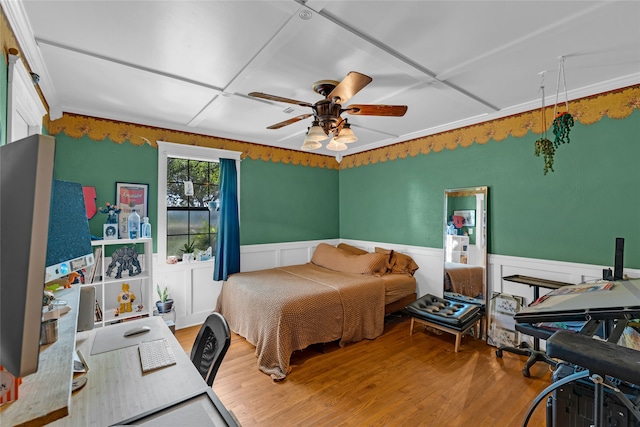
[138,338,176,373]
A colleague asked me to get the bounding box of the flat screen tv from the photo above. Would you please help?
[0,134,94,378]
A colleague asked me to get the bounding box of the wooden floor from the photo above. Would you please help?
[176,313,552,427]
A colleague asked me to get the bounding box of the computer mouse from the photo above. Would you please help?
[123,326,151,337]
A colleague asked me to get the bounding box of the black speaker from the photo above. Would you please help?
[614,237,625,280]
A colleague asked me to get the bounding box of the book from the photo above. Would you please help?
[94,299,103,322]
[88,247,102,284]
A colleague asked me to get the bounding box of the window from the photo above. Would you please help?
[157,142,240,262]
[166,158,220,258]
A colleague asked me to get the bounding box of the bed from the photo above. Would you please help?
[215,243,418,380]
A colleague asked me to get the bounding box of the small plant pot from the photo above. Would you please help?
[182,253,195,263]
[156,299,174,314]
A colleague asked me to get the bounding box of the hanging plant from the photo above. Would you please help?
[534,137,555,175]
[533,71,555,175]
[552,111,574,147]
[533,57,574,175]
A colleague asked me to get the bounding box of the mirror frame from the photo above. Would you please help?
[442,186,489,321]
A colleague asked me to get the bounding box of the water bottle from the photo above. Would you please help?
[141,217,151,238]
[127,209,140,239]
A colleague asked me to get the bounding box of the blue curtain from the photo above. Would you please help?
[213,158,240,281]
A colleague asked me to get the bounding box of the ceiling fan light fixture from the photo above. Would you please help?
[301,138,322,151]
[335,122,357,143]
[306,122,329,141]
[325,137,348,152]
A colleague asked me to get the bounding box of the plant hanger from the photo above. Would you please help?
[534,57,575,175]
[534,71,555,174]
[552,56,574,148]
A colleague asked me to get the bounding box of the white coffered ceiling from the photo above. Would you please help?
[4,1,639,156]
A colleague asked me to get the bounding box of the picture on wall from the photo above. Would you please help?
[453,209,475,227]
[116,182,148,239]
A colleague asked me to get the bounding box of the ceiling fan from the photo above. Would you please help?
[248,71,408,151]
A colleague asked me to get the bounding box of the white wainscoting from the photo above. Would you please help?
[240,239,339,272]
[154,238,639,330]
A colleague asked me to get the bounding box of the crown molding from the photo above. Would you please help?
[1,0,61,119]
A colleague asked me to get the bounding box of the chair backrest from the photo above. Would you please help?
[190,312,231,386]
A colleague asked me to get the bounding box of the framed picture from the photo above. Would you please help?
[116,182,148,239]
[103,224,118,240]
[487,292,528,348]
[453,209,475,227]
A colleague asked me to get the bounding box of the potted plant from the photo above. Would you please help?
[181,241,196,263]
[156,284,173,313]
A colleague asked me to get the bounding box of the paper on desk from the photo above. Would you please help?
[90,318,163,355]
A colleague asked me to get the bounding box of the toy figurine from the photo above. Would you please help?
[100,202,121,224]
[117,283,136,313]
[65,271,81,288]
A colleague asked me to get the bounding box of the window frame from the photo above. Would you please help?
[157,141,241,263]
[6,53,46,143]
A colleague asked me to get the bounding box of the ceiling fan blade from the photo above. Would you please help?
[327,72,373,104]
[266,114,312,129]
[249,92,313,108]
[346,104,408,116]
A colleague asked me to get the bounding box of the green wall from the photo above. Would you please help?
[340,112,640,269]
[52,135,159,246]
[51,135,340,247]
[240,159,339,244]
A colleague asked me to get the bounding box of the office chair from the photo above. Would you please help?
[190,312,231,386]
[495,323,558,377]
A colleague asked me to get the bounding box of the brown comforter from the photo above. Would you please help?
[215,263,386,380]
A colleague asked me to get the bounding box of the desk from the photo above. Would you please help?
[515,278,640,324]
[50,316,236,426]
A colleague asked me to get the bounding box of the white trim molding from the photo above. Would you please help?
[7,54,46,142]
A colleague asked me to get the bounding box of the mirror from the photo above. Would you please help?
[443,186,488,309]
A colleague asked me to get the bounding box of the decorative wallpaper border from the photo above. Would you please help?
[342,85,640,169]
[45,85,639,170]
[45,115,341,169]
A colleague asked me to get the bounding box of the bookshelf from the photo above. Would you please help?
[86,238,153,327]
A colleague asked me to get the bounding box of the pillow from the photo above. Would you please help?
[312,243,388,276]
[337,243,368,255]
[374,247,396,273]
[375,246,419,276]
[391,251,420,276]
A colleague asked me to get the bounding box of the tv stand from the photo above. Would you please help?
[0,286,79,426]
